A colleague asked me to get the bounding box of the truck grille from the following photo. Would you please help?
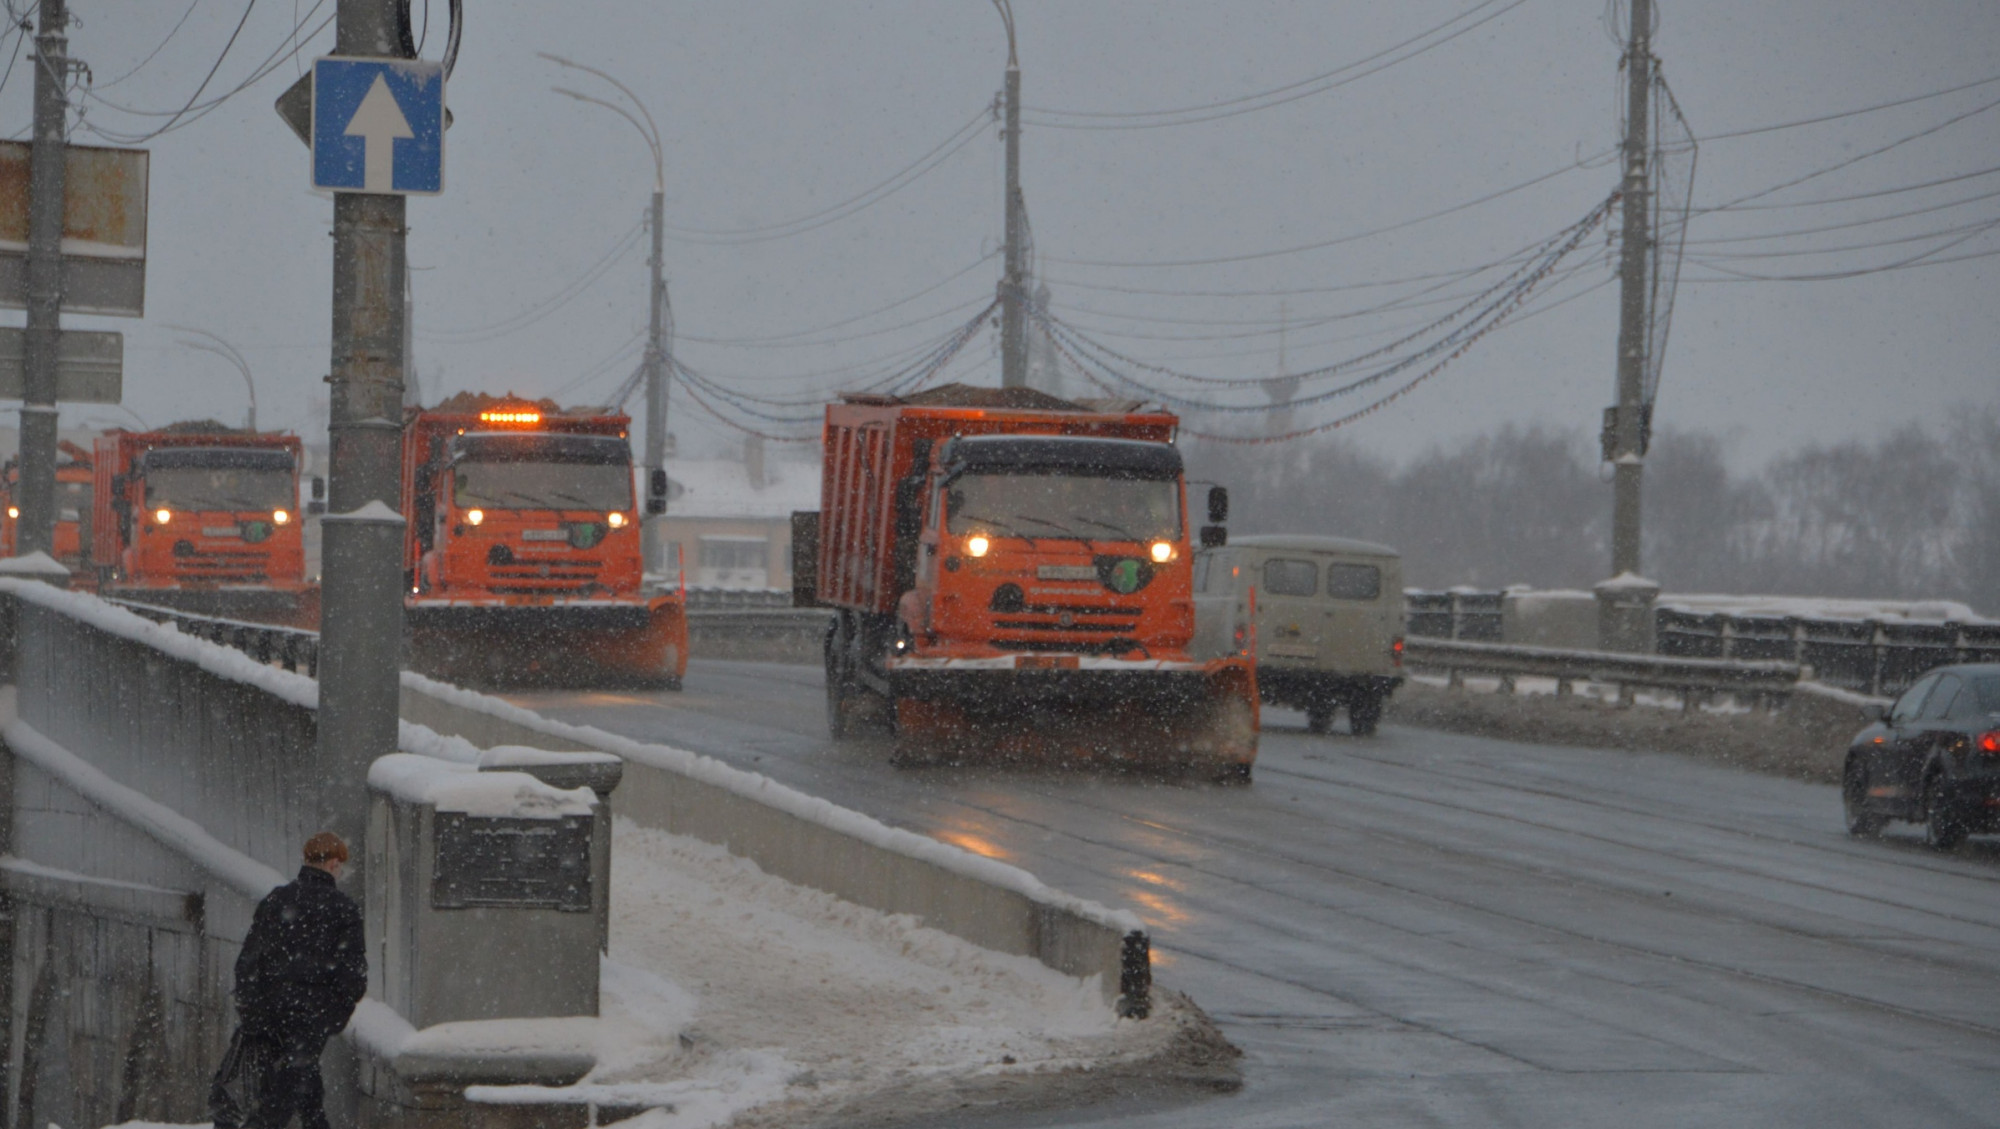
[169,548,271,584]
[487,557,604,594]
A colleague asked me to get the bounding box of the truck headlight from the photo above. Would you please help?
[273,509,291,525]
[465,509,485,526]
[607,511,627,528]
[966,534,990,558]
[1149,540,1174,563]
[154,508,172,525]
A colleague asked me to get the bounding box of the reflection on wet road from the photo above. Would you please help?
[513,659,2000,1127]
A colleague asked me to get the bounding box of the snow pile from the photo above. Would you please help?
[367,753,595,818]
[1655,592,1989,623]
[0,577,318,708]
[401,671,1145,937]
[466,819,1155,1124]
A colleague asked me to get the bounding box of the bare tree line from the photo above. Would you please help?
[1186,406,1999,616]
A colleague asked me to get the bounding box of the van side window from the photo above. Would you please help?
[1264,559,1317,597]
[1920,675,1961,722]
[1193,553,1212,593]
[1324,563,1381,600]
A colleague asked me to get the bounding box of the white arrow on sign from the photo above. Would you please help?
[345,73,413,193]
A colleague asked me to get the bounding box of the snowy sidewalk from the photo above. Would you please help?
[443,819,1216,1125]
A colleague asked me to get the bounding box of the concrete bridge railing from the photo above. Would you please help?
[0,574,610,1128]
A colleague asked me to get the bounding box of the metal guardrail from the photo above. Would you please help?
[106,599,320,677]
[1655,606,2000,698]
[1403,589,1503,641]
[682,586,796,610]
[1402,636,1801,705]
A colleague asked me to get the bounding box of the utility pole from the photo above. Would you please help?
[996,3,1027,390]
[315,0,411,846]
[17,0,68,557]
[1609,0,1652,579]
[644,187,670,573]
[1596,0,1660,654]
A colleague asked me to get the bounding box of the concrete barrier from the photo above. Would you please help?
[400,672,1152,1016]
[0,580,608,1126]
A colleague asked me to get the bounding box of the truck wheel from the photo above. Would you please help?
[1305,706,1333,735]
[1841,756,1886,839]
[1350,696,1383,737]
[1923,772,1968,851]
[824,617,854,740]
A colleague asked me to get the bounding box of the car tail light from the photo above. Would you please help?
[1392,636,1405,667]
[1979,731,2000,756]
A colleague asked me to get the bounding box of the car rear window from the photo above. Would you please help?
[1263,559,1317,597]
[1324,562,1382,601]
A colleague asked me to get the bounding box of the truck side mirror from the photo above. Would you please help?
[647,469,669,516]
[307,475,327,516]
[1200,525,1227,548]
[1207,486,1229,524]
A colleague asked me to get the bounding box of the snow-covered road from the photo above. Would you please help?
[510,659,2000,1128]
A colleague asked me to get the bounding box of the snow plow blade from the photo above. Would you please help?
[406,594,687,690]
[888,655,1258,780]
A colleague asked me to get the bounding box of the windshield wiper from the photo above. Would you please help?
[550,490,600,511]
[1074,516,1151,543]
[955,511,1036,547]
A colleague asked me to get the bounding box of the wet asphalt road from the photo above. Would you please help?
[510,659,2000,1128]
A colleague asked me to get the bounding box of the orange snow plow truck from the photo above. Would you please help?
[402,393,687,689]
[795,385,1258,780]
[0,440,99,586]
[90,424,316,623]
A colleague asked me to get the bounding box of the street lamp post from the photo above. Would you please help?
[167,325,258,431]
[542,53,671,576]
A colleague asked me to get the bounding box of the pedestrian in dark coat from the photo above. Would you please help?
[211,831,368,1129]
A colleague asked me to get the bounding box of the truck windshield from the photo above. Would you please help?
[946,473,1180,542]
[453,461,632,512]
[145,468,293,512]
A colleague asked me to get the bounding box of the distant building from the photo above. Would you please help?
[657,440,819,591]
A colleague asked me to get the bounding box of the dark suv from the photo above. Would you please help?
[1843,664,2000,849]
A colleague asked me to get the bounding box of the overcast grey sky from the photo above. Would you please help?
[14,1,1999,466]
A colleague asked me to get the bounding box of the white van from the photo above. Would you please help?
[1193,535,1405,735]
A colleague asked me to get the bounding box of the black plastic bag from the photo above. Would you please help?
[209,1027,276,1128]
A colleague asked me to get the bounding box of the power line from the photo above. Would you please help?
[1690,213,2000,260]
[1687,217,2000,281]
[677,293,991,351]
[1045,151,1611,269]
[93,0,204,90]
[1684,184,2000,246]
[662,106,988,243]
[668,252,993,346]
[1697,90,2000,213]
[1024,0,1531,131]
[417,218,645,343]
[79,0,332,144]
[1697,71,2000,142]
[89,0,258,142]
[1697,161,2000,212]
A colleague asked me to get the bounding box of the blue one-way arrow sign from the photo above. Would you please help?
[311,57,444,195]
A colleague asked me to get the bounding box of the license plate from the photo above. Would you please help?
[201,526,240,538]
[522,529,568,541]
[1037,564,1096,580]
[1016,654,1081,670]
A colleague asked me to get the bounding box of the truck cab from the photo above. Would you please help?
[899,435,1196,658]
[91,428,309,618]
[0,440,96,584]
[401,394,685,689]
